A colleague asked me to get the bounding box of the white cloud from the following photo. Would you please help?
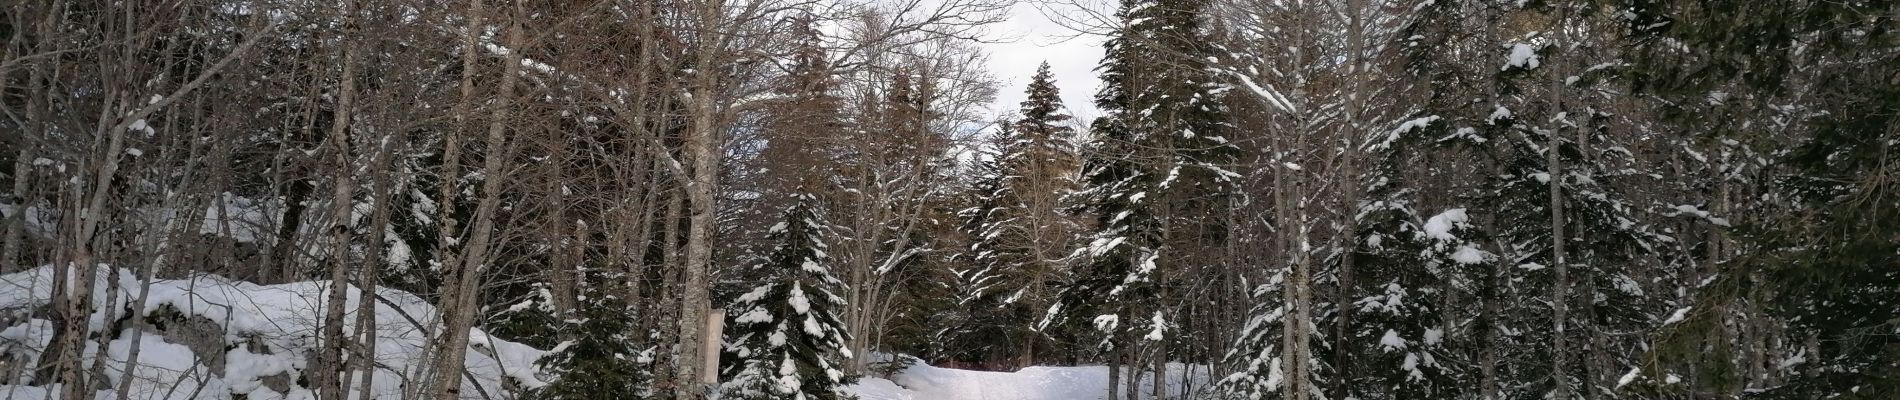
[981,4,1105,125]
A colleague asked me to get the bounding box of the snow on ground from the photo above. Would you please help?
[849,360,1208,400]
[0,262,1208,400]
[0,264,546,400]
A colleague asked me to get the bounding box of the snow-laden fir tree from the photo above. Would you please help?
[515,278,655,400]
[720,195,856,400]
[1011,62,1080,184]
[943,63,1081,368]
[1341,116,1486,398]
[938,125,1031,366]
[1049,105,1161,385]
[1621,1,1900,398]
[1471,21,1664,397]
[754,14,842,201]
[1048,0,1236,393]
[1214,115,1488,400]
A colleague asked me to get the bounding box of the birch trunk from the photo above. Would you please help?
[428,1,524,396]
[353,126,398,400]
[317,5,360,396]
[674,5,724,391]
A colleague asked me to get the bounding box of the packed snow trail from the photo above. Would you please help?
[848,361,1205,400]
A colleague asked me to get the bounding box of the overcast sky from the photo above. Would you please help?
[979,4,1104,126]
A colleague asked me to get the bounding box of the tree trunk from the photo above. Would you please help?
[1547,106,1572,400]
[3,11,51,275]
[269,176,314,281]
[1150,352,1164,399]
[674,9,723,392]
[652,186,683,362]
[354,126,398,400]
[1279,163,1315,400]
[116,132,214,400]
[3,150,29,275]
[317,10,360,396]
[1106,344,1121,400]
[1546,9,1574,396]
[1124,356,1139,400]
[410,0,485,394]
[428,1,524,397]
[545,122,576,317]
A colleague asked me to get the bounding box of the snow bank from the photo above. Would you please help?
[0,265,547,400]
[849,360,1209,400]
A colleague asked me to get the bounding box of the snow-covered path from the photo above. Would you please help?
[849,362,1206,400]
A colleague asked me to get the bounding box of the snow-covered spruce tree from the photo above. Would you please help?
[1002,63,1083,316]
[1339,116,1486,399]
[1214,118,1487,400]
[1049,0,1237,394]
[1371,2,1529,397]
[939,126,1032,367]
[1050,108,1161,395]
[998,63,1082,368]
[518,276,655,400]
[1209,0,1417,397]
[1053,6,1166,372]
[941,64,1081,368]
[720,196,856,400]
[1467,21,1664,397]
[1010,62,1081,185]
[743,13,845,270]
[1621,2,1900,398]
[1211,255,1297,400]
[753,14,843,205]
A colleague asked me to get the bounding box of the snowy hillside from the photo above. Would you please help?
[0,265,546,400]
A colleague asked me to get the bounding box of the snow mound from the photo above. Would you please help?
[0,264,547,399]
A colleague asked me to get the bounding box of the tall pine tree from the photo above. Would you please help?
[941,124,1031,367]
[949,62,1081,368]
[1052,0,1237,395]
[720,195,857,400]
[1343,116,1485,398]
[1473,6,1664,396]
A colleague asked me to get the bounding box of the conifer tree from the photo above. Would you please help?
[720,195,857,400]
[755,15,843,205]
[946,63,1082,368]
[940,124,1028,366]
[1052,110,1160,394]
[1050,2,1237,392]
[945,61,1085,365]
[1051,13,1164,381]
[1625,2,1900,398]
[1012,62,1079,178]
[1474,14,1663,396]
[1342,117,1484,398]
[520,278,655,400]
